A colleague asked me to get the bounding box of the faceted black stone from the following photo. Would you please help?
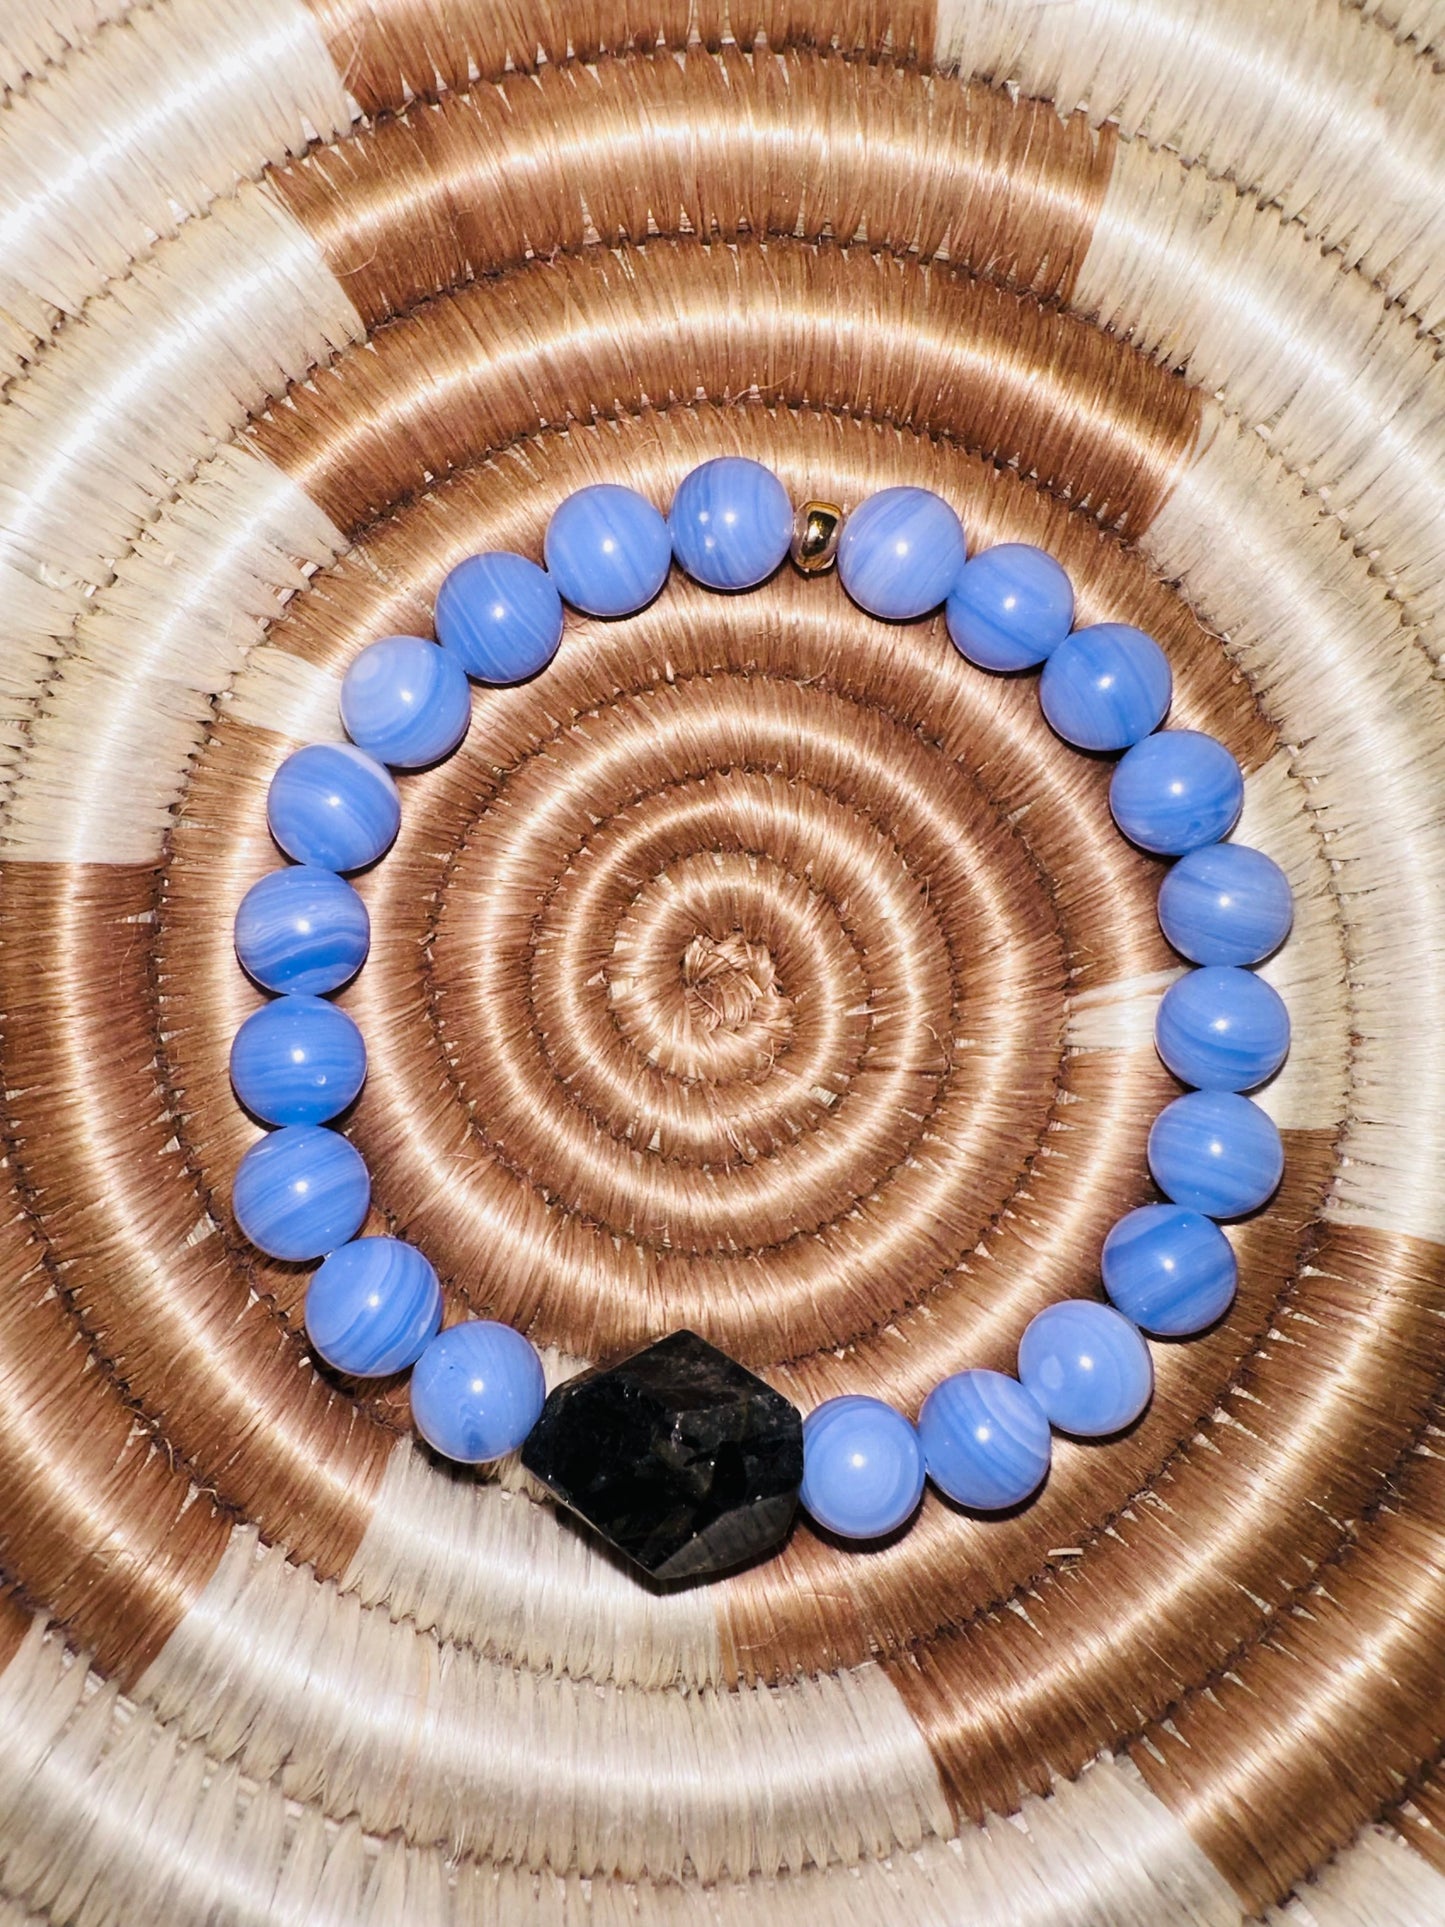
[520,1330,804,1583]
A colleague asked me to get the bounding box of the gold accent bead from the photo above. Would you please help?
[790,500,844,574]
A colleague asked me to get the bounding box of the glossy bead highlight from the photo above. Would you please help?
[543,484,671,618]
[305,1237,443,1377]
[234,866,370,995]
[1101,1204,1238,1336]
[266,743,400,873]
[1018,1300,1153,1438]
[232,1124,370,1262]
[1109,729,1244,855]
[836,486,966,621]
[229,994,366,1126]
[669,457,793,591]
[435,551,564,685]
[1157,842,1294,965]
[411,1320,547,1463]
[800,1395,925,1539]
[945,543,1074,672]
[1155,964,1291,1091]
[1039,623,1172,751]
[1148,1090,1285,1218]
[918,1369,1051,1510]
[340,635,471,768]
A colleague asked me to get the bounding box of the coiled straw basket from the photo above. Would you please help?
[1,1,1444,1920]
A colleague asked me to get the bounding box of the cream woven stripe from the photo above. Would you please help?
[341,1437,724,1689]
[1075,144,1445,658]
[0,0,349,366]
[132,1536,953,1883]
[0,1614,1247,1925]
[1268,1824,1445,1925]
[0,0,132,94]
[935,0,1445,332]
[1346,0,1445,56]
[1143,422,1445,1243]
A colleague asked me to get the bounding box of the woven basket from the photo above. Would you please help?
[1,2,1444,1921]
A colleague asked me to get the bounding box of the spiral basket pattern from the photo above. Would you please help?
[1,3,1444,1921]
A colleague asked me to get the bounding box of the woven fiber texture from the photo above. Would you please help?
[1,3,1444,1922]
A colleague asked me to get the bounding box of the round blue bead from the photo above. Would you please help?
[1155,964,1291,1092]
[1101,1204,1238,1336]
[305,1237,443,1377]
[543,484,671,618]
[1109,729,1244,855]
[1039,623,1173,751]
[339,635,471,769]
[229,994,367,1126]
[435,551,564,685]
[668,456,793,591]
[267,743,400,874]
[234,866,370,995]
[411,1320,546,1463]
[799,1394,925,1540]
[232,1124,370,1262]
[918,1369,1051,1510]
[944,543,1075,672]
[1017,1300,1153,1438]
[836,486,967,621]
[1148,1090,1284,1218]
[1157,842,1294,966]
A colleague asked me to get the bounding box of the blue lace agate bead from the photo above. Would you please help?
[944,543,1074,672]
[1018,1300,1153,1438]
[229,994,367,1126]
[669,456,793,591]
[234,866,370,994]
[1109,729,1244,855]
[339,635,471,769]
[800,1395,925,1539]
[918,1369,1051,1510]
[544,484,671,618]
[1039,623,1172,751]
[1155,964,1290,1091]
[1101,1203,1238,1336]
[305,1236,443,1377]
[836,486,967,621]
[411,1320,546,1463]
[267,743,400,873]
[435,551,564,684]
[1157,842,1294,965]
[232,1124,370,1261]
[1148,1090,1284,1217]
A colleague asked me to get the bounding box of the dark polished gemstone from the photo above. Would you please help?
[520,1329,804,1583]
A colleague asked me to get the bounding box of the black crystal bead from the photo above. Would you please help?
[520,1329,803,1582]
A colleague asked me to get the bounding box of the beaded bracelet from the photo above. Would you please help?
[230,459,1292,1584]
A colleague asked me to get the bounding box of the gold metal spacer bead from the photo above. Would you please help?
[790,500,844,574]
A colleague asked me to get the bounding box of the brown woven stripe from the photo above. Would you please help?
[0,1101,229,1681]
[305,0,938,115]
[0,863,387,1588]
[271,50,1111,325]
[1129,1223,1445,1907]
[252,235,1199,543]
[871,1158,1445,1828]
